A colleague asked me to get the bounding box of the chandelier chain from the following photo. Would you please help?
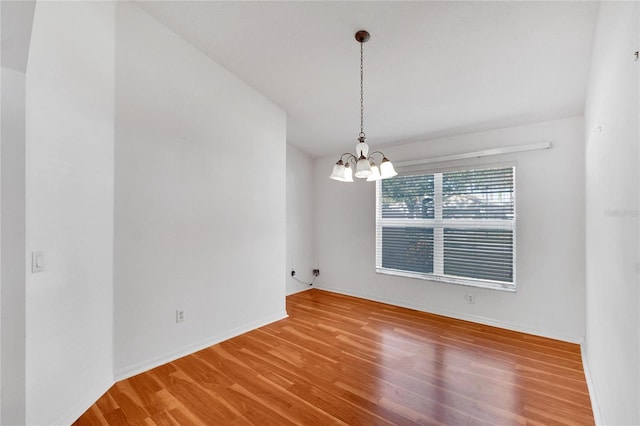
[360,41,364,137]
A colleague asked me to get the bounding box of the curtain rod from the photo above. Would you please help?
[394,142,551,167]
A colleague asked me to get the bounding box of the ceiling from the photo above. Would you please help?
[137,1,599,158]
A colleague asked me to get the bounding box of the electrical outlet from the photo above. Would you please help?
[176,310,185,323]
[313,269,320,277]
[465,293,475,304]
[291,270,296,277]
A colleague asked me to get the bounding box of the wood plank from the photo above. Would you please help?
[74,289,594,425]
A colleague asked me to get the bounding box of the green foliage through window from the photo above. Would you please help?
[376,166,516,290]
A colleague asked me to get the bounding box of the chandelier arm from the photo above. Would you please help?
[340,152,357,162]
[368,151,387,161]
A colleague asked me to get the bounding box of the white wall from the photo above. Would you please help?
[0,67,26,426]
[584,2,639,425]
[286,144,315,294]
[113,3,287,379]
[1,3,35,422]
[25,2,115,424]
[315,117,585,342]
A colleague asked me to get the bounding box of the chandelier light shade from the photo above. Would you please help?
[380,157,397,179]
[344,163,354,182]
[329,30,397,183]
[366,160,382,181]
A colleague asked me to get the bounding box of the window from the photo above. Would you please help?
[376,166,516,291]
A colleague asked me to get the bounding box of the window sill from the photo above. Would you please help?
[376,268,516,292]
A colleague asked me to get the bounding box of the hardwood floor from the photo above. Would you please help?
[75,289,594,425]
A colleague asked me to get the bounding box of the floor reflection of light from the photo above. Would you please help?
[377,327,443,420]
[373,325,522,424]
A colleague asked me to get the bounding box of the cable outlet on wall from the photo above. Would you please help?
[312,269,320,277]
[465,293,475,304]
[176,309,185,323]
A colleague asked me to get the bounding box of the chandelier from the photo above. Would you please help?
[330,30,397,182]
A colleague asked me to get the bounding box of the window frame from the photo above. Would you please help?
[375,163,517,292]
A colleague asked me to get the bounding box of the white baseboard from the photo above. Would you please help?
[581,344,604,425]
[316,285,582,344]
[56,376,114,426]
[114,310,288,381]
[287,284,314,295]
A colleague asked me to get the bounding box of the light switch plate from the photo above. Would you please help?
[32,251,44,273]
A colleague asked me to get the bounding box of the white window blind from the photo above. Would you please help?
[376,166,516,291]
